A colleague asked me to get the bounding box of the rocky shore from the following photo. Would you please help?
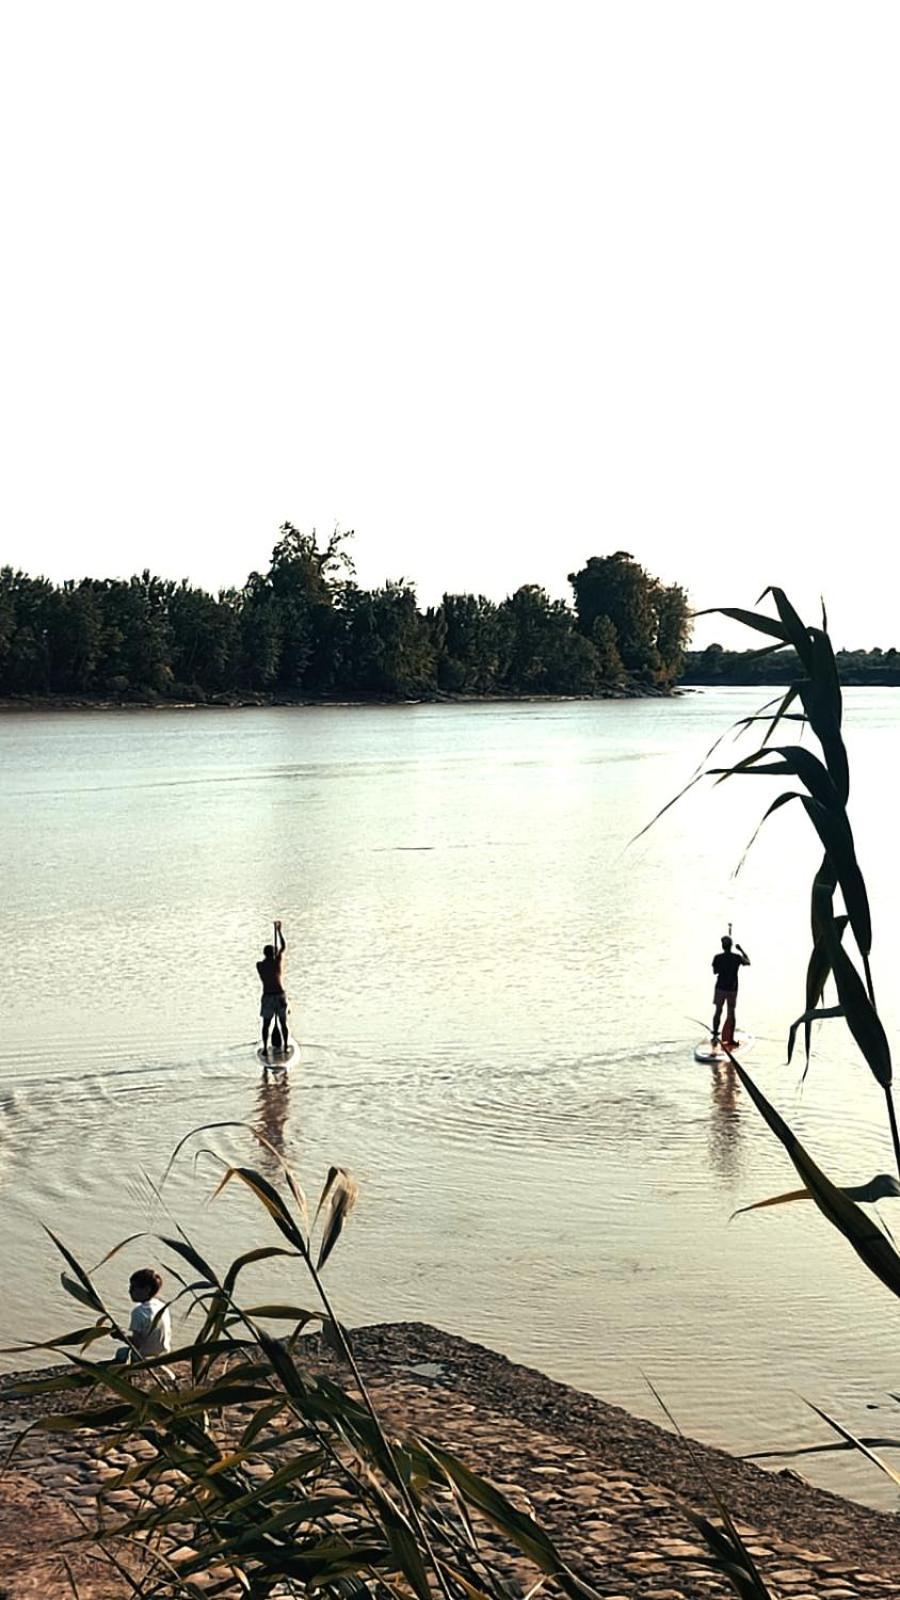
[0,684,677,714]
[1,1323,898,1599]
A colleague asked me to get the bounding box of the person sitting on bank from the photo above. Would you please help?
[257,919,289,1054]
[711,935,750,1045]
[114,1268,172,1362]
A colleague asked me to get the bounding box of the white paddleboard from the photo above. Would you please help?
[257,1042,297,1069]
[693,1034,754,1065]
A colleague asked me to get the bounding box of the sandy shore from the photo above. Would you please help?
[1,1322,898,1598]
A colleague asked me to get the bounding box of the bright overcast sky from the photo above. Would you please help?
[2,3,897,648]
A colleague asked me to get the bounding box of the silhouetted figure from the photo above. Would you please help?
[711,935,750,1045]
[257,920,289,1054]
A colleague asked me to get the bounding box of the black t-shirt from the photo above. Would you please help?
[713,951,742,991]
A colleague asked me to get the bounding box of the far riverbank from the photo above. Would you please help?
[0,684,680,713]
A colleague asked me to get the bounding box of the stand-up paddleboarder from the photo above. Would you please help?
[257,920,289,1054]
[711,934,750,1046]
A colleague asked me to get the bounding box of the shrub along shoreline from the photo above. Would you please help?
[0,681,680,713]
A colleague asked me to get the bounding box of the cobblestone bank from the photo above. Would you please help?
[1,1322,898,1598]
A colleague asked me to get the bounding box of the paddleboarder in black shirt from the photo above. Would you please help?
[711,935,750,1046]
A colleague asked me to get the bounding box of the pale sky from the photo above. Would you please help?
[2,3,898,649]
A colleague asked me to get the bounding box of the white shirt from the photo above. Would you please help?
[129,1298,172,1357]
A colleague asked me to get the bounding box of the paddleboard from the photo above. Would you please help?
[693,1034,754,1065]
[257,1043,297,1069]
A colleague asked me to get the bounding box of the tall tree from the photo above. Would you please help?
[568,552,660,675]
[168,582,239,691]
[267,524,355,691]
[435,593,509,692]
[341,581,436,695]
[499,585,599,693]
[654,582,691,683]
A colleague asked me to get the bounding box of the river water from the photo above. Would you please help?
[2,693,900,1510]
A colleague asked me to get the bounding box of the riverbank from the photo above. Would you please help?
[1,1323,897,1598]
[0,685,678,713]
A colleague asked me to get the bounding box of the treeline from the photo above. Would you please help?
[684,643,900,686]
[0,529,690,701]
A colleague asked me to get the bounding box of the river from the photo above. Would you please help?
[2,693,899,1510]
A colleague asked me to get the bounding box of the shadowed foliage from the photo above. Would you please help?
[662,588,900,1507]
[2,1121,773,1600]
[0,536,689,702]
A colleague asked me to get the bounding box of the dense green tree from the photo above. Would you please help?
[0,571,56,692]
[341,581,436,695]
[569,552,660,674]
[591,614,624,683]
[51,581,104,691]
[168,582,239,692]
[266,524,354,691]
[654,581,691,683]
[96,574,174,693]
[435,593,510,692]
[568,552,691,683]
[238,573,283,688]
[0,532,695,700]
[499,585,599,693]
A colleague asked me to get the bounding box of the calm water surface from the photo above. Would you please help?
[2,693,900,1511]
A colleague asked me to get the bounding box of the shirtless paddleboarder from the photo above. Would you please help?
[257,920,289,1054]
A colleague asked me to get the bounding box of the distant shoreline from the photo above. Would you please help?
[0,685,680,713]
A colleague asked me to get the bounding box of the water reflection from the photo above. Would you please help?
[708,1062,742,1182]
[253,1073,292,1178]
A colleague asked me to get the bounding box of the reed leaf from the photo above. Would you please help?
[368,1487,433,1600]
[211,1166,307,1252]
[795,797,871,958]
[786,1005,844,1066]
[222,1244,298,1295]
[158,1235,219,1285]
[732,1172,900,1217]
[749,1435,900,1461]
[710,744,841,813]
[44,1229,107,1316]
[693,606,788,642]
[422,1439,601,1600]
[0,1324,112,1354]
[758,586,812,668]
[802,893,847,1064]
[645,1378,773,1600]
[796,678,848,800]
[819,909,892,1088]
[677,1506,774,1600]
[805,1399,900,1491]
[316,1168,360,1271]
[733,1063,900,1296]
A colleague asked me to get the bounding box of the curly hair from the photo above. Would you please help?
[129,1267,163,1300]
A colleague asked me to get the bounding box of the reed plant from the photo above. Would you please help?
[3,1129,609,1600]
[1,1115,778,1599]
[658,588,900,1488]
